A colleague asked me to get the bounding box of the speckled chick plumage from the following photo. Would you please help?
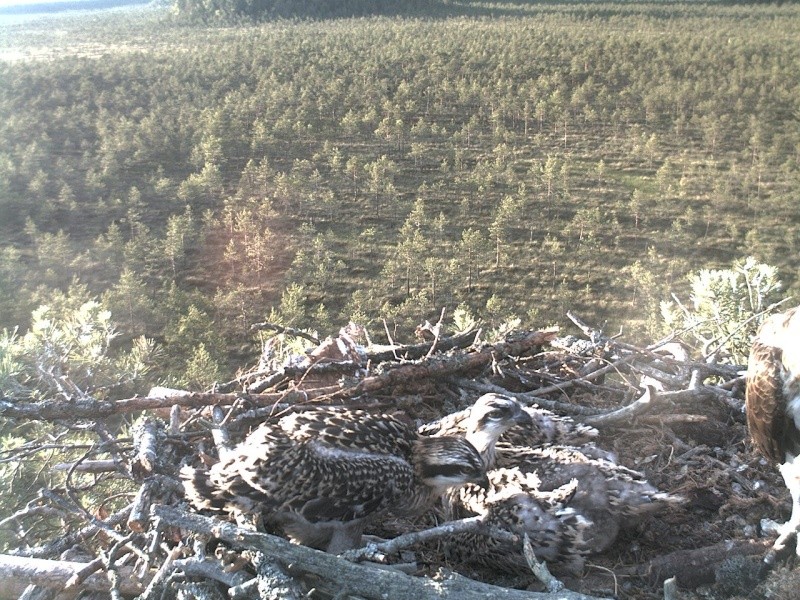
[181,407,487,553]
[442,468,591,575]
[420,393,598,462]
[490,444,684,553]
[424,394,681,561]
[420,394,537,466]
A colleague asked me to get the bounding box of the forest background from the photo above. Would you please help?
[1,0,799,529]
[2,0,799,385]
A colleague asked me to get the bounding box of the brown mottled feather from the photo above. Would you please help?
[746,341,788,462]
[746,306,800,463]
[443,468,591,574]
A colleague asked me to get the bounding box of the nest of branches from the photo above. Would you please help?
[0,313,790,600]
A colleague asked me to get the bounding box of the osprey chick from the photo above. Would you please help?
[420,393,597,464]
[181,406,487,553]
[444,468,591,574]
[427,395,681,557]
[491,444,684,553]
[420,393,534,466]
[746,306,800,559]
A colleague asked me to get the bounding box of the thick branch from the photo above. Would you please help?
[0,390,317,422]
[52,459,119,473]
[582,386,657,427]
[0,555,147,599]
[128,476,182,533]
[618,539,770,588]
[131,417,164,478]
[335,329,558,399]
[153,506,609,600]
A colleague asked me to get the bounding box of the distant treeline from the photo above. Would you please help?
[0,0,147,15]
[171,0,443,21]
[169,0,784,23]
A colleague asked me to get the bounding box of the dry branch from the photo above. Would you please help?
[0,390,319,421]
[365,329,481,363]
[523,533,566,594]
[517,356,636,401]
[18,503,134,559]
[330,329,558,399]
[0,554,148,598]
[455,378,605,417]
[581,386,657,427]
[618,539,770,588]
[127,476,182,533]
[131,417,162,478]
[52,459,119,473]
[0,330,551,422]
[249,322,322,345]
[345,514,518,563]
[152,505,611,600]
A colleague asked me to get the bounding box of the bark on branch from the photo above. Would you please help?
[152,505,610,600]
[0,554,147,599]
[364,329,481,363]
[331,329,558,400]
[617,539,770,588]
[0,330,556,422]
[0,390,311,422]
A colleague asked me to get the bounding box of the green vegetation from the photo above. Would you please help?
[1,1,799,392]
[661,256,785,364]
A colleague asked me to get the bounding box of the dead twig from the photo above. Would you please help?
[424,307,448,359]
[523,533,565,594]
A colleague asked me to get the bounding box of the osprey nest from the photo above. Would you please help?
[0,312,794,600]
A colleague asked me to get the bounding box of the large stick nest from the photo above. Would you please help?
[0,313,792,600]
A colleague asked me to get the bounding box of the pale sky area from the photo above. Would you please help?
[0,0,88,7]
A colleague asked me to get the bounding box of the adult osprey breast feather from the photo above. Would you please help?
[746,306,800,559]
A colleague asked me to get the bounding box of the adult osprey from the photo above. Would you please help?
[181,406,488,554]
[746,306,800,558]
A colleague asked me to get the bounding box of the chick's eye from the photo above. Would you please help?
[487,409,504,419]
